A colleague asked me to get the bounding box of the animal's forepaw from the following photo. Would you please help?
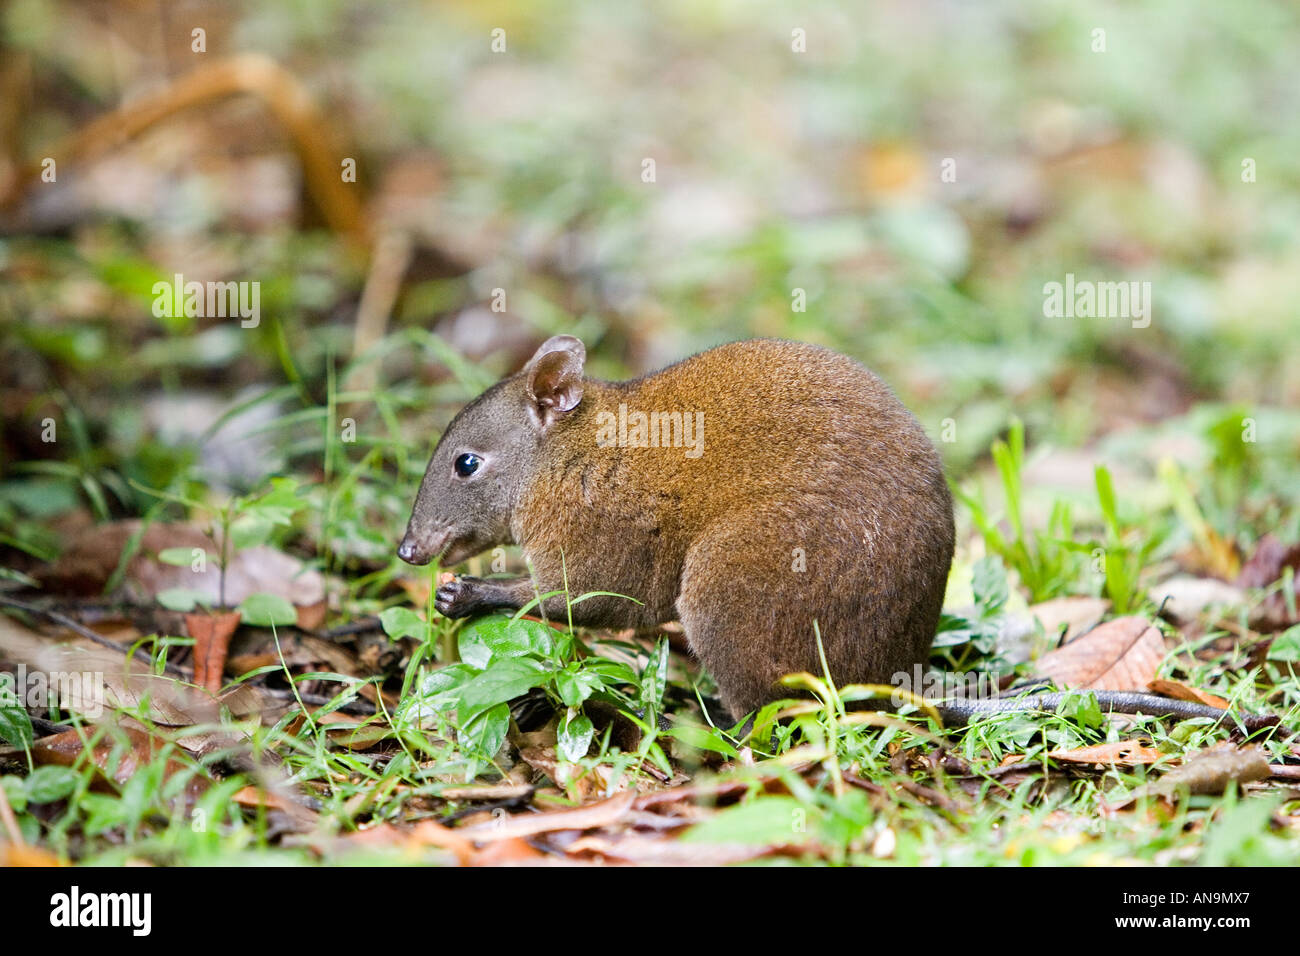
[435,575,485,618]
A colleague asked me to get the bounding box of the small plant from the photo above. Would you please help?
[1088,464,1158,614]
[142,476,309,627]
[955,418,1082,602]
[387,592,670,779]
[932,554,1015,671]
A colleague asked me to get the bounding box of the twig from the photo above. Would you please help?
[0,596,187,677]
[254,684,377,717]
[2,54,367,245]
[317,617,384,640]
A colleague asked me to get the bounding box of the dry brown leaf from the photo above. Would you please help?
[439,783,534,802]
[468,837,547,866]
[403,820,475,864]
[232,785,304,813]
[1031,596,1110,643]
[1156,744,1271,795]
[295,601,327,631]
[1,843,67,866]
[458,791,636,843]
[1150,576,1248,624]
[1034,616,1166,691]
[1048,741,1164,766]
[186,610,241,695]
[0,614,269,725]
[33,726,208,800]
[37,520,324,609]
[1146,678,1230,710]
[566,833,774,866]
[1238,534,1300,631]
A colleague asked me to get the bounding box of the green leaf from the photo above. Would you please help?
[1267,624,1300,662]
[157,587,209,612]
[157,546,211,568]
[238,593,297,627]
[557,711,594,762]
[456,658,547,712]
[25,765,79,804]
[230,513,274,551]
[2,776,27,814]
[379,606,426,642]
[555,667,602,708]
[639,636,670,712]
[681,796,817,845]
[400,664,476,724]
[1056,691,1105,730]
[0,697,33,749]
[665,722,738,757]
[459,702,510,757]
[1095,465,1120,538]
[971,555,1008,614]
[458,615,555,668]
[240,478,304,527]
[82,793,127,836]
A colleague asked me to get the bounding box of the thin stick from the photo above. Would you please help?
[0,596,187,677]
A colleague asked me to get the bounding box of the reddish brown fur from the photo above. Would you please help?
[515,340,951,717]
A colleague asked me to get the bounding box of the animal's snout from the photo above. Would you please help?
[397,535,428,565]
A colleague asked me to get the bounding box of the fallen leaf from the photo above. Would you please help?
[566,833,772,866]
[439,783,534,802]
[186,610,241,695]
[1034,616,1166,691]
[1031,596,1110,643]
[469,836,547,865]
[1047,741,1164,766]
[458,791,636,843]
[1,843,66,866]
[1146,678,1230,710]
[1155,744,1271,796]
[1237,534,1300,631]
[32,725,208,800]
[1237,534,1300,589]
[36,521,324,610]
[1150,576,1248,624]
[0,614,269,725]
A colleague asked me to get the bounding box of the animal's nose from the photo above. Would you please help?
[397,536,425,565]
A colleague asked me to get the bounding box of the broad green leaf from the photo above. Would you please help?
[459,702,510,757]
[380,606,426,642]
[557,711,594,761]
[0,698,33,749]
[639,636,670,712]
[400,664,476,724]
[459,615,555,668]
[25,765,79,804]
[664,722,738,758]
[455,658,547,712]
[157,587,209,612]
[971,556,1008,613]
[555,667,602,708]
[681,796,817,845]
[1267,624,1300,662]
[239,593,297,627]
[1,776,27,814]
[157,546,212,568]
[230,513,274,551]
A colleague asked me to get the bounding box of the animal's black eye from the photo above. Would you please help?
[454,453,482,478]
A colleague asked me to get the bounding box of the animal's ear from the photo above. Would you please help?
[523,335,586,428]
